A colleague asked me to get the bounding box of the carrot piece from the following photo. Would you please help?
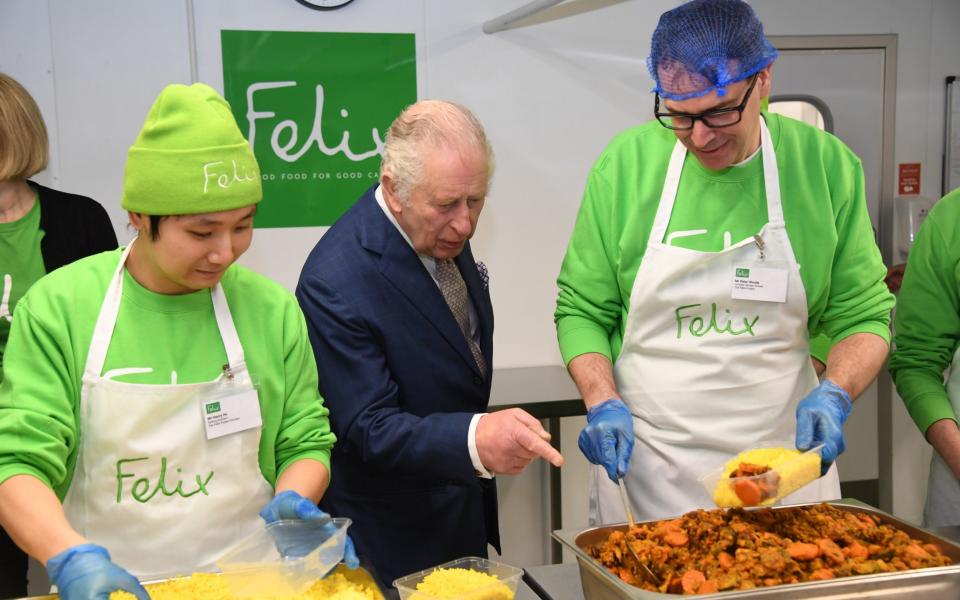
[699,579,719,594]
[787,542,820,561]
[681,570,706,594]
[664,530,690,547]
[843,541,869,560]
[733,479,763,506]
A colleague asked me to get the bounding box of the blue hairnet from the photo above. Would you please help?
[648,0,778,101]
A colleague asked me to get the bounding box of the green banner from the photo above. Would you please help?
[222,30,417,228]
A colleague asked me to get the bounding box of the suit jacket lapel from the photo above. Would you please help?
[359,193,482,375]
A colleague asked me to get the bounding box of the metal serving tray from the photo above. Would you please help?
[552,499,960,600]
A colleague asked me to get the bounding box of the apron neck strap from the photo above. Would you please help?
[649,141,688,244]
[210,284,247,379]
[82,238,247,384]
[758,117,785,227]
[650,115,784,244]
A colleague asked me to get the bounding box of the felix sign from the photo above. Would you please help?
[222,30,417,227]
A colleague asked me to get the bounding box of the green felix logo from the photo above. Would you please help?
[736,268,750,278]
[116,457,214,504]
[222,30,417,228]
[675,303,760,338]
[205,402,221,414]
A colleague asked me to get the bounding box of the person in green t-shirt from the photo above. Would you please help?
[0,71,118,600]
[889,187,960,527]
[555,0,893,525]
[0,83,350,599]
[0,193,45,385]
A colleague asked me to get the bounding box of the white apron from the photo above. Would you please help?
[922,346,960,528]
[591,119,841,525]
[62,241,274,581]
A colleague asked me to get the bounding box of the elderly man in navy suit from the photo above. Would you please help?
[296,100,564,588]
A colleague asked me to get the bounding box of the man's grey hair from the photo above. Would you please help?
[380,100,495,204]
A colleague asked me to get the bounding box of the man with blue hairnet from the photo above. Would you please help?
[555,0,894,523]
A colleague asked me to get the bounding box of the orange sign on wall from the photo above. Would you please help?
[898,163,921,195]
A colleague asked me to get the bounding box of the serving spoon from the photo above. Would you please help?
[617,478,662,587]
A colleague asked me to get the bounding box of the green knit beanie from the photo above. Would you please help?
[121,83,262,215]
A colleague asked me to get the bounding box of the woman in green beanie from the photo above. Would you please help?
[0,83,351,598]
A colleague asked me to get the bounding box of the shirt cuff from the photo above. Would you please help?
[468,413,494,479]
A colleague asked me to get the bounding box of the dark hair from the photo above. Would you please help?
[143,206,256,241]
[147,215,171,241]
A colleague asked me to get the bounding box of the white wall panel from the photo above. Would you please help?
[0,0,57,187]
[44,0,192,240]
[929,0,960,198]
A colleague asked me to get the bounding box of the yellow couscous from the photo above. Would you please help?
[712,446,820,508]
[410,567,514,600]
[108,568,381,600]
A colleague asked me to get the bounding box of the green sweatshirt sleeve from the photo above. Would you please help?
[817,156,894,343]
[555,164,622,365]
[808,332,832,365]
[889,193,960,434]
[273,297,335,481]
[0,298,78,497]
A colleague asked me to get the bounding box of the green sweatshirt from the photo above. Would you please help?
[889,188,960,434]
[0,248,334,499]
[556,112,893,364]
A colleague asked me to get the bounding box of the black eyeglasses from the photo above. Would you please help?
[654,75,759,131]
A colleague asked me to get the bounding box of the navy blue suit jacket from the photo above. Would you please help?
[296,186,499,587]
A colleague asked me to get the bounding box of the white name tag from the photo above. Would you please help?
[202,388,262,440]
[731,266,788,303]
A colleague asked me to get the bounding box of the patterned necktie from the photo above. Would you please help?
[435,259,487,376]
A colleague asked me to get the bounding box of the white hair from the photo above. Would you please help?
[380,100,495,204]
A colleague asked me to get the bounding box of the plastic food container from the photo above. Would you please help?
[393,556,523,600]
[216,517,351,598]
[700,444,823,508]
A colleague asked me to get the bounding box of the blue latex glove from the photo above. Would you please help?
[259,490,359,569]
[796,379,853,476]
[46,543,148,600]
[578,398,634,482]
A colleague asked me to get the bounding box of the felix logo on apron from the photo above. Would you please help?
[674,302,760,338]
[115,456,215,504]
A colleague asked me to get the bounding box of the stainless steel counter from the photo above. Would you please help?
[490,366,584,563]
[524,563,586,600]
[515,578,546,600]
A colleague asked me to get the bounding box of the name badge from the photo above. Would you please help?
[731,266,788,303]
[202,388,262,440]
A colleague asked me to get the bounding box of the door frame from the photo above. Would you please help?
[768,34,898,513]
